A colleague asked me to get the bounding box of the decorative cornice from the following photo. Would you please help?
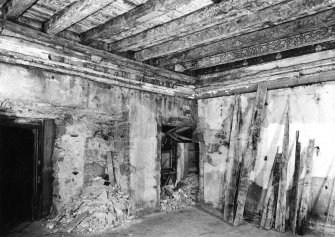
[188,25,335,73]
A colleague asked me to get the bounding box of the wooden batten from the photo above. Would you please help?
[275,110,290,232]
[233,83,268,226]
[296,139,315,235]
[223,95,242,223]
[260,151,281,230]
[325,173,335,230]
[0,20,195,98]
[290,131,301,234]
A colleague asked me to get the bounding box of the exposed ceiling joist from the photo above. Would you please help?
[107,0,282,53]
[153,9,335,69]
[158,9,335,72]
[44,0,117,35]
[2,0,37,20]
[133,0,335,62]
[81,0,213,44]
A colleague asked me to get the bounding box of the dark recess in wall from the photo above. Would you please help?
[0,126,35,233]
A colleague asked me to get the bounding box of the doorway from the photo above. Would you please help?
[160,125,199,186]
[0,118,55,234]
[0,126,35,231]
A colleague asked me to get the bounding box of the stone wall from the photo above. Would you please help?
[0,62,195,213]
[198,80,335,231]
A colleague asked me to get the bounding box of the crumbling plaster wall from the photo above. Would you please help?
[0,62,195,213]
[198,81,335,227]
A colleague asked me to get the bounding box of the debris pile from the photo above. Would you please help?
[46,178,131,233]
[160,173,199,212]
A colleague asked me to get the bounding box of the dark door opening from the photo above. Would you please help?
[0,118,55,235]
[0,126,35,232]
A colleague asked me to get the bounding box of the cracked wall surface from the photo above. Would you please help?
[0,62,195,214]
[198,81,335,231]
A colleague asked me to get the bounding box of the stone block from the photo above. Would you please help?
[84,162,105,177]
[84,149,100,163]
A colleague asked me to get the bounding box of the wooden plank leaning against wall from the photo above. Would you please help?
[203,81,319,234]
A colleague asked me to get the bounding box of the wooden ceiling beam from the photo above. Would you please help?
[153,9,335,70]
[195,49,335,98]
[157,9,335,72]
[107,0,282,53]
[134,0,335,62]
[81,0,213,44]
[44,0,117,35]
[2,0,37,20]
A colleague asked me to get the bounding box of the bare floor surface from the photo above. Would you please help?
[5,207,319,237]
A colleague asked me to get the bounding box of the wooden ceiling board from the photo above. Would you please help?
[67,0,141,33]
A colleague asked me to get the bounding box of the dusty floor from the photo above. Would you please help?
[4,207,319,237]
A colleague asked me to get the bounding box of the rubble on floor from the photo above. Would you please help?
[46,177,132,233]
[160,173,199,212]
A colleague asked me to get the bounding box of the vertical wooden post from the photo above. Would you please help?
[260,150,282,230]
[42,119,55,217]
[221,101,235,210]
[296,139,315,235]
[325,174,335,233]
[290,131,301,234]
[275,110,290,232]
[199,142,206,202]
[223,95,242,223]
[233,83,268,226]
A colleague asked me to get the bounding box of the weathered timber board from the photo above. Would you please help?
[290,131,301,234]
[3,0,38,20]
[220,101,235,215]
[199,142,206,202]
[325,175,335,229]
[174,24,335,72]
[260,152,281,230]
[44,0,117,34]
[108,0,284,52]
[275,110,290,232]
[23,0,145,34]
[233,83,268,226]
[134,0,335,61]
[195,49,335,99]
[223,95,242,223]
[81,0,212,43]
[296,139,315,235]
[153,9,335,68]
